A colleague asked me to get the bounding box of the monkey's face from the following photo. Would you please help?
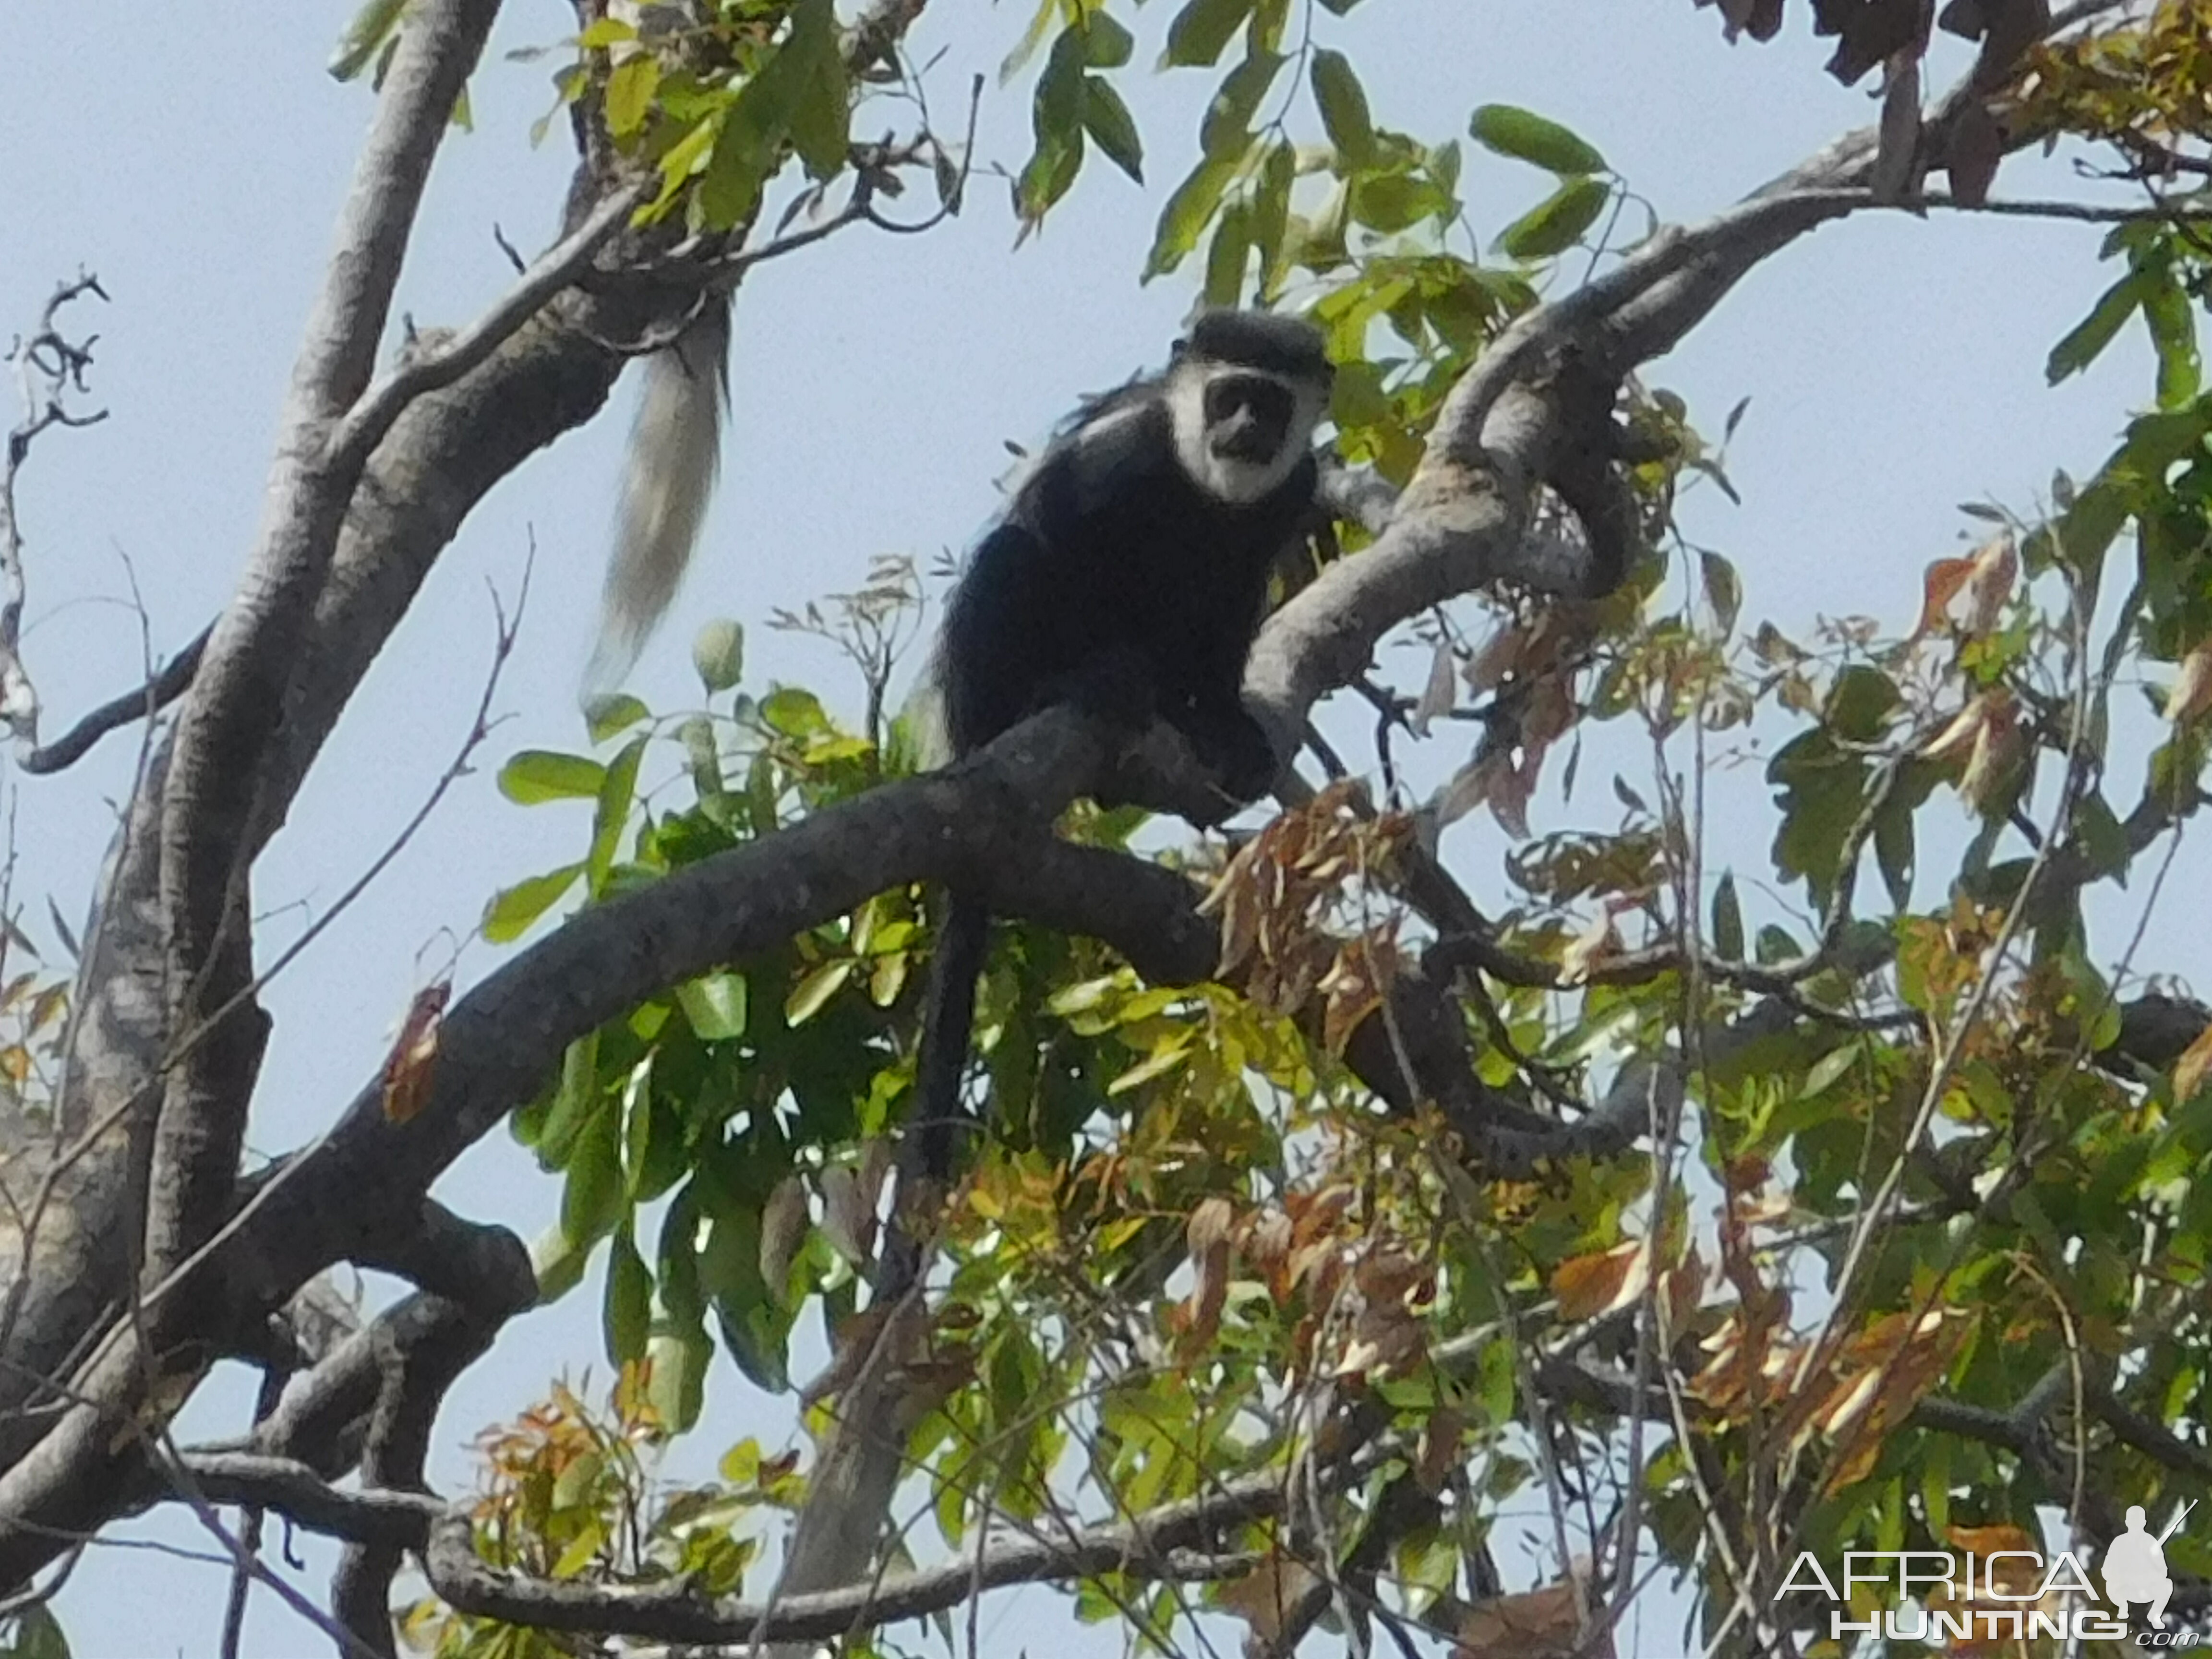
[1169,358,1329,505]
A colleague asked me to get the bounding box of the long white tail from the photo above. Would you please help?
[583,297,731,700]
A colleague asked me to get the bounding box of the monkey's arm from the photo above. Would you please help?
[938,521,1074,753]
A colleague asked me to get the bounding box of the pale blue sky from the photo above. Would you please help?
[0,1,2184,1654]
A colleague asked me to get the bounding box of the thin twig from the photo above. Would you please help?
[19,621,209,775]
[0,276,111,750]
[325,183,645,476]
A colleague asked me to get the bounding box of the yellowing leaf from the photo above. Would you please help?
[1217,1553,1321,1643]
[1915,555,1976,638]
[783,959,853,1026]
[1551,1240,1649,1321]
[1454,1577,1593,1657]
[2165,639,2212,725]
[2174,1016,2212,1101]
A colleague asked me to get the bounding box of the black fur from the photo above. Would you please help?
[891,314,1328,1296]
[938,392,1317,796]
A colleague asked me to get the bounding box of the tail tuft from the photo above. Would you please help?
[583,298,731,702]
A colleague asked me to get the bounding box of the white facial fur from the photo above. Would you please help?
[1166,361,1328,505]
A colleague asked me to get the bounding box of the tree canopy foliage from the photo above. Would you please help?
[7,1,2212,1657]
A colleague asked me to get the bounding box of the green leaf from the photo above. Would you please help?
[1495,176,1609,260]
[1201,50,1284,159]
[1250,139,1294,292]
[647,115,718,221]
[1000,0,1058,84]
[631,1095,688,1209]
[2144,270,2201,409]
[1803,1042,1863,1099]
[1108,1036,1191,1094]
[782,0,850,178]
[606,55,661,139]
[1427,138,1463,196]
[500,750,606,805]
[1755,924,1801,964]
[1711,871,1744,961]
[2046,271,2144,385]
[1203,201,1252,307]
[647,1327,712,1433]
[329,0,409,82]
[699,102,775,227]
[698,1205,790,1394]
[482,862,585,944]
[679,715,725,801]
[586,693,651,743]
[1079,12,1135,67]
[533,1223,590,1301]
[1469,104,1607,175]
[1874,795,1915,912]
[604,1226,653,1363]
[1019,25,1091,222]
[588,736,648,898]
[1019,130,1086,220]
[1164,0,1256,67]
[1826,665,1901,741]
[1083,78,1144,182]
[693,618,746,692]
[677,972,751,1041]
[760,686,828,737]
[561,1097,626,1250]
[2040,479,2128,579]
[1351,172,1448,233]
[535,1032,602,1168]
[577,17,638,49]
[1309,50,1374,168]
[1145,153,1238,279]
[1768,729,1871,906]
[696,0,849,224]
[2071,790,2130,882]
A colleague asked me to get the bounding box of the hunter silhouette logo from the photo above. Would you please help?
[2105,1500,2194,1631]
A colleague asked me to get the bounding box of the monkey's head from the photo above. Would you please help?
[1167,310,1333,505]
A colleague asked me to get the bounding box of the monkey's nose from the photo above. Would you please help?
[1210,408,1274,461]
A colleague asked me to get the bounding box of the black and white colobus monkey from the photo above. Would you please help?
[908,309,1334,1198]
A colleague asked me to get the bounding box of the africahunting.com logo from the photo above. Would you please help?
[1777,1500,2197,1645]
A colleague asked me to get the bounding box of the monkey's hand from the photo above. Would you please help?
[1177,699,1280,809]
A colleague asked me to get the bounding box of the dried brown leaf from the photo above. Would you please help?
[1551,1240,1649,1321]
[380,981,450,1124]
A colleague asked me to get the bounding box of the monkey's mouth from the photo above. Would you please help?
[1205,374,1294,463]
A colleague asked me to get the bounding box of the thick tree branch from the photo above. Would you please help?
[330,1277,518,1657]
[0,700,1613,1586]
[424,1466,1293,1646]
[147,0,503,1289]
[168,1452,1286,1643]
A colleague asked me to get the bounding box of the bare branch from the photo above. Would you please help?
[0,276,111,751]
[331,1280,517,1656]
[325,182,643,478]
[20,622,208,776]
